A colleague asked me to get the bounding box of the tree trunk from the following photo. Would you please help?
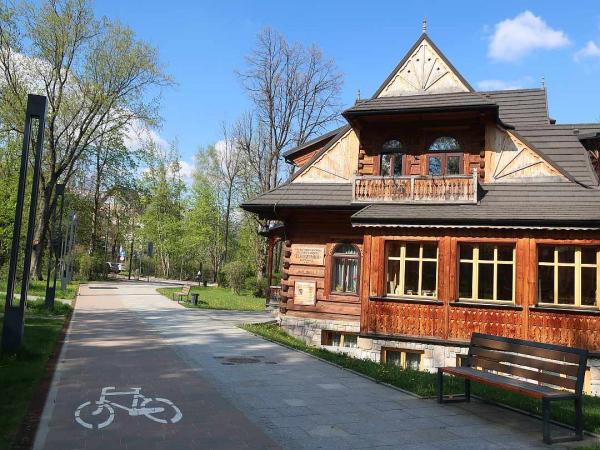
[31,184,54,280]
[91,151,102,253]
[223,184,232,264]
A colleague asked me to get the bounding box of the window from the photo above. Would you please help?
[321,331,358,348]
[458,243,515,302]
[537,246,599,307]
[381,348,422,370]
[385,241,438,298]
[380,139,404,176]
[427,136,462,176]
[456,354,469,367]
[429,136,461,151]
[332,244,359,294]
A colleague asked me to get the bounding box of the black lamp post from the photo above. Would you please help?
[1,94,47,352]
[44,183,66,309]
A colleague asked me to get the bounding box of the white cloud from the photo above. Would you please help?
[179,160,194,183]
[488,11,570,62]
[477,79,525,91]
[574,41,600,62]
[123,120,169,151]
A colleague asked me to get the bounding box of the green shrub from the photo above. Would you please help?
[217,270,228,288]
[254,277,269,297]
[222,261,248,294]
[202,267,214,284]
[244,276,269,297]
[78,252,105,281]
[244,276,257,292]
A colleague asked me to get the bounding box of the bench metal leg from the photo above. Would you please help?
[437,368,443,403]
[438,369,470,404]
[542,398,551,444]
[542,397,584,444]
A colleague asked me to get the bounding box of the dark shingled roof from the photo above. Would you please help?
[282,126,346,161]
[351,183,600,227]
[555,123,600,140]
[344,92,496,116]
[514,126,598,186]
[241,183,355,213]
[482,89,549,127]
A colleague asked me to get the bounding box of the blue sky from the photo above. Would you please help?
[94,0,600,166]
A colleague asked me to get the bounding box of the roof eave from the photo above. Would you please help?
[342,104,497,120]
[351,216,600,228]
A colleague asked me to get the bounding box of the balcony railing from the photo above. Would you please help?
[352,169,478,204]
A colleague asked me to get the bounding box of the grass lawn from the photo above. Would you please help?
[28,279,79,300]
[0,278,79,300]
[241,322,600,434]
[0,299,72,450]
[156,285,265,311]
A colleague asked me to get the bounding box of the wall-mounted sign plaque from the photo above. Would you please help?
[290,245,325,266]
[294,281,316,305]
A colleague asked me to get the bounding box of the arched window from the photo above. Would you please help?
[429,137,461,152]
[380,139,404,177]
[426,136,462,176]
[332,244,360,294]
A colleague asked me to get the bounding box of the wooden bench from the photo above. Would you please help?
[172,285,191,302]
[437,332,588,444]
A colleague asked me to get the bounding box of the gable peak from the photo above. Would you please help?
[374,33,473,98]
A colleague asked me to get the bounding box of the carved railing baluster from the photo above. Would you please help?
[352,171,478,204]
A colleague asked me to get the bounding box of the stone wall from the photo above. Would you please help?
[279,315,468,367]
[280,314,600,395]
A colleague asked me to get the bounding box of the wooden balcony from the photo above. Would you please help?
[352,170,478,204]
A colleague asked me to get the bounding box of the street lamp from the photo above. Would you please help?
[44,183,66,309]
[1,94,47,352]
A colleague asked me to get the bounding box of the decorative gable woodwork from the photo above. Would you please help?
[377,37,471,98]
[485,125,566,183]
[294,129,359,183]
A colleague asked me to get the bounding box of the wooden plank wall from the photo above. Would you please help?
[363,230,600,351]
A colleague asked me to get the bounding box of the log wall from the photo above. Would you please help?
[356,114,487,180]
[278,211,600,353]
[279,212,363,322]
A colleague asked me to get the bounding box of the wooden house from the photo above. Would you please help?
[242,29,600,393]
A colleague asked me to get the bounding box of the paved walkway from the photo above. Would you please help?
[36,282,598,449]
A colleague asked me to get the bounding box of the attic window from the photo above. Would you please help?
[429,136,461,152]
[427,137,462,176]
[381,139,404,176]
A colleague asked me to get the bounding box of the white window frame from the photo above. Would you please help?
[537,246,600,308]
[458,244,516,303]
[385,242,438,299]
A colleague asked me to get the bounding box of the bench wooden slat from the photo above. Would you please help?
[470,347,580,378]
[440,333,587,444]
[470,356,577,391]
[441,367,576,400]
[472,335,581,365]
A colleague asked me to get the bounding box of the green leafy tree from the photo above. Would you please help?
[0,0,172,279]
[186,159,224,282]
[139,141,185,279]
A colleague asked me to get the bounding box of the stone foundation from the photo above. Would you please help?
[280,315,600,395]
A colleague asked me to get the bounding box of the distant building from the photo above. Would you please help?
[242,29,600,394]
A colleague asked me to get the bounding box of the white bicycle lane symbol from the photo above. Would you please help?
[74,386,183,429]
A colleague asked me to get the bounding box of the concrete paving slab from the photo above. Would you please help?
[35,281,600,450]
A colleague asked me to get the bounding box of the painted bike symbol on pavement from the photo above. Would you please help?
[74,386,183,429]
